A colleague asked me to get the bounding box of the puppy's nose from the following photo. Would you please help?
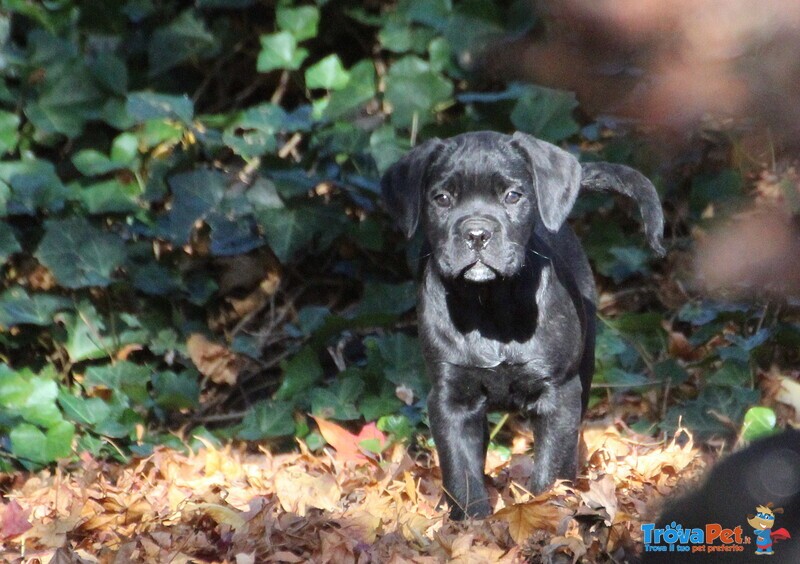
[465,226,492,249]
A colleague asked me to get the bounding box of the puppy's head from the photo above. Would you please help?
[381,131,581,282]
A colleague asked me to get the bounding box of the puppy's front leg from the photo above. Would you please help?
[527,376,583,494]
[427,369,491,520]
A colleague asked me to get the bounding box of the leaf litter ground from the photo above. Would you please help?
[0,421,703,563]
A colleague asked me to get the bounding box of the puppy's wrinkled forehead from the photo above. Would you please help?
[430,134,529,194]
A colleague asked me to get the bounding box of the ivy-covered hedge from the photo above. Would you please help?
[0,0,784,470]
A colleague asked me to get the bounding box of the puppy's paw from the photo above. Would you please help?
[527,472,556,496]
[449,498,492,521]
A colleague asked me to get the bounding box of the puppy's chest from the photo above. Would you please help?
[458,332,539,367]
[422,299,582,373]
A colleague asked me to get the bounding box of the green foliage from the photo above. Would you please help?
[741,406,777,441]
[0,0,779,469]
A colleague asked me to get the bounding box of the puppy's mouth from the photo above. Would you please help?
[461,260,498,282]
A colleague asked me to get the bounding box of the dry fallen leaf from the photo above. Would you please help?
[776,375,800,415]
[545,535,587,564]
[274,467,341,516]
[0,420,708,562]
[493,500,565,544]
[187,502,247,530]
[0,499,32,540]
[312,416,387,463]
[579,474,618,525]
[186,333,241,385]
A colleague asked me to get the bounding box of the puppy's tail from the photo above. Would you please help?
[580,162,666,256]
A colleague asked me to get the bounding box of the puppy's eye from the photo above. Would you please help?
[433,193,452,208]
[504,191,522,205]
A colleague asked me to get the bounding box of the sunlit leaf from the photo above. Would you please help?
[276,5,320,41]
[257,32,308,73]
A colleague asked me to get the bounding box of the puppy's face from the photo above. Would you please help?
[421,144,535,282]
[381,131,586,283]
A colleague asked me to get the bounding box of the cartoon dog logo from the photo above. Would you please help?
[747,503,791,555]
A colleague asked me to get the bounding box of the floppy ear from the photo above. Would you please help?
[380,138,446,238]
[510,132,582,232]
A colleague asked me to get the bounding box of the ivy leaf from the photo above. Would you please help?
[361,395,404,422]
[24,65,104,138]
[84,361,151,404]
[0,288,71,327]
[354,282,416,318]
[35,217,126,288]
[305,55,350,90]
[71,134,138,177]
[275,346,323,402]
[148,10,218,76]
[58,392,111,427]
[369,126,408,175]
[198,0,254,7]
[741,406,776,441]
[77,179,141,215]
[72,150,129,176]
[310,374,364,421]
[404,0,453,30]
[126,92,194,124]
[56,301,146,363]
[690,170,743,218]
[276,5,320,41]
[130,262,184,297]
[325,60,376,120]
[10,421,74,465]
[510,85,580,143]
[257,32,308,73]
[366,333,428,398]
[238,400,295,440]
[256,205,323,263]
[207,213,263,256]
[162,169,226,244]
[378,19,436,54]
[385,56,453,128]
[0,158,67,216]
[152,371,199,410]
[0,223,20,264]
[237,103,289,132]
[0,110,20,155]
[706,360,750,387]
[88,52,128,95]
[663,386,759,440]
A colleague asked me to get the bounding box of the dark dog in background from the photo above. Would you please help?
[381,131,665,519]
[647,430,800,563]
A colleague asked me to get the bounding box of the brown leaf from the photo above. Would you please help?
[0,499,31,539]
[579,474,618,524]
[274,468,341,516]
[319,529,356,564]
[312,417,387,463]
[776,374,800,415]
[667,331,698,361]
[188,502,246,530]
[186,333,240,385]
[492,500,564,544]
[49,546,95,564]
[545,536,587,564]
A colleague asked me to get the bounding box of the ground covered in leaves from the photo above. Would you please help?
[0,421,702,563]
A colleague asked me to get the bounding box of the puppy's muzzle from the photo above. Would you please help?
[457,217,501,282]
[460,218,495,250]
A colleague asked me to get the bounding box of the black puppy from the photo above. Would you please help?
[381,131,665,520]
